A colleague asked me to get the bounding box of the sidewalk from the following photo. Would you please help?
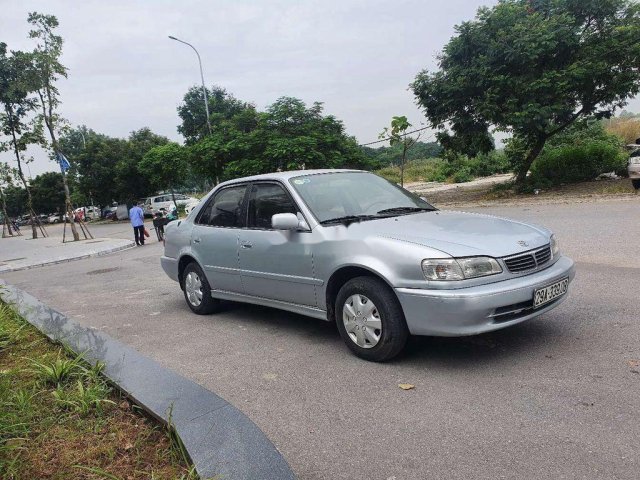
[0,233,134,273]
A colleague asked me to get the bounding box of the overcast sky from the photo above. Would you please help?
[3,0,640,177]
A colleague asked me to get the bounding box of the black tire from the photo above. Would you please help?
[632,179,640,190]
[335,276,409,362]
[181,262,221,315]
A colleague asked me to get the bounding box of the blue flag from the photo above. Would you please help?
[56,152,70,173]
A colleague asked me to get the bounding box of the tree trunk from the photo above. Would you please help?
[38,90,80,241]
[515,137,547,184]
[7,107,38,239]
[0,185,14,236]
[44,121,79,240]
[170,186,178,213]
[400,142,408,187]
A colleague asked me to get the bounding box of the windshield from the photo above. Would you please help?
[289,171,435,223]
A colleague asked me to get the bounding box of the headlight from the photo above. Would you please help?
[550,234,560,256]
[421,257,502,281]
[421,259,464,281]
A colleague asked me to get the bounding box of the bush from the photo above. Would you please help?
[530,140,628,186]
[375,166,401,183]
[375,152,510,184]
[452,166,473,183]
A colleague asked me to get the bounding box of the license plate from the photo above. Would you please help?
[533,278,569,308]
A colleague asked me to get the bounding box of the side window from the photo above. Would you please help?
[197,185,246,227]
[247,183,297,229]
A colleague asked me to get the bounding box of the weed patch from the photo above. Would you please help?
[0,301,197,479]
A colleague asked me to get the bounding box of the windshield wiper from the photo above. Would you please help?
[376,206,436,215]
[319,214,381,226]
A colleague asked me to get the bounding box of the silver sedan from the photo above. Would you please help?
[161,170,575,361]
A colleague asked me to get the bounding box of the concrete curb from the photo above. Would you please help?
[0,281,296,480]
[0,241,136,273]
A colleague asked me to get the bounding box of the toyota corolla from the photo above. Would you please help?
[161,170,575,361]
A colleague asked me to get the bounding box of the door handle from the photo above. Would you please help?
[193,238,201,244]
[240,242,252,249]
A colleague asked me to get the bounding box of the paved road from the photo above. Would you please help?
[3,200,639,479]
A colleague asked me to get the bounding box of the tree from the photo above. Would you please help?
[378,116,421,187]
[139,143,189,211]
[177,85,254,144]
[114,128,169,203]
[412,0,640,184]
[31,171,65,213]
[0,42,45,238]
[187,96,368,182]
[0,162,18,235]
[361,141,443,169]
[28,12,81,239]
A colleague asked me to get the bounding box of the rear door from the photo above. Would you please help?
[238,182,317,306]
[191,184,248,293]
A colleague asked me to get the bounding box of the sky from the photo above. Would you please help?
[2,0,640,177]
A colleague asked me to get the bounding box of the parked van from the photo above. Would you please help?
[143,194,198,216]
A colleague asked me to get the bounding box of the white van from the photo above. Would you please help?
[143,194,198,216]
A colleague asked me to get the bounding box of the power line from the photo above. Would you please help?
[358,126,433,147]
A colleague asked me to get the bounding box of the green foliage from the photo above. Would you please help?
[1,185,26,216]
[0,42,43,231]
[412,0,640,181]
[530,141,628,187]
[376,150,510,185]
[29,352,85,387]
[0,301,193,478]
[52,379,114,415]
[30,171,65,213]
[177,85,254,144]
[378,115,421,186]
[139,143,189,209]
[361,141,442,169]
[525,120,628,186]
[189,96,368,184]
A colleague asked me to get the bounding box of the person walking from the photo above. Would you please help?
[129,202,146,246]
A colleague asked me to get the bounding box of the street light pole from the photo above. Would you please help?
[168,35,212,135]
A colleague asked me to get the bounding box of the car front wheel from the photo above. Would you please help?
[182,262,221,314]
[335,276,409,362]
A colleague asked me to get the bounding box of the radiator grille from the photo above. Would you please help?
[503,245,552,273]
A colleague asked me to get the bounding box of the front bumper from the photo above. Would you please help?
[395,255,575,336]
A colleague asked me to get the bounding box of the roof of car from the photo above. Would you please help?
[218,168,366,186]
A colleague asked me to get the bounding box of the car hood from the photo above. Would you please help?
[348,210,550,258]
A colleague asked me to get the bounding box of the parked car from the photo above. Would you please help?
[48,213,62,223]
[102,203,118,219]
[144,194,198,216]
[74,206,101,221]
[161,170,575,361]
[627,143,640,190]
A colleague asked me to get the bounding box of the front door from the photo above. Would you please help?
[238,182,318,306]
[191,184,247,293]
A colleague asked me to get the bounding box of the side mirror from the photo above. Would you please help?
[272,213,300,230]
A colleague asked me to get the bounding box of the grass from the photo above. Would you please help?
[0,301,199,480]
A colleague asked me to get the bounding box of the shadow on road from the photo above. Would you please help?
[401,318,567,366]
[171,295,574,368]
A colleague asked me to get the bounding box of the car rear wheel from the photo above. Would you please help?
[335,276,408,362]
[182,262,220,314]
[632,179,640,190]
